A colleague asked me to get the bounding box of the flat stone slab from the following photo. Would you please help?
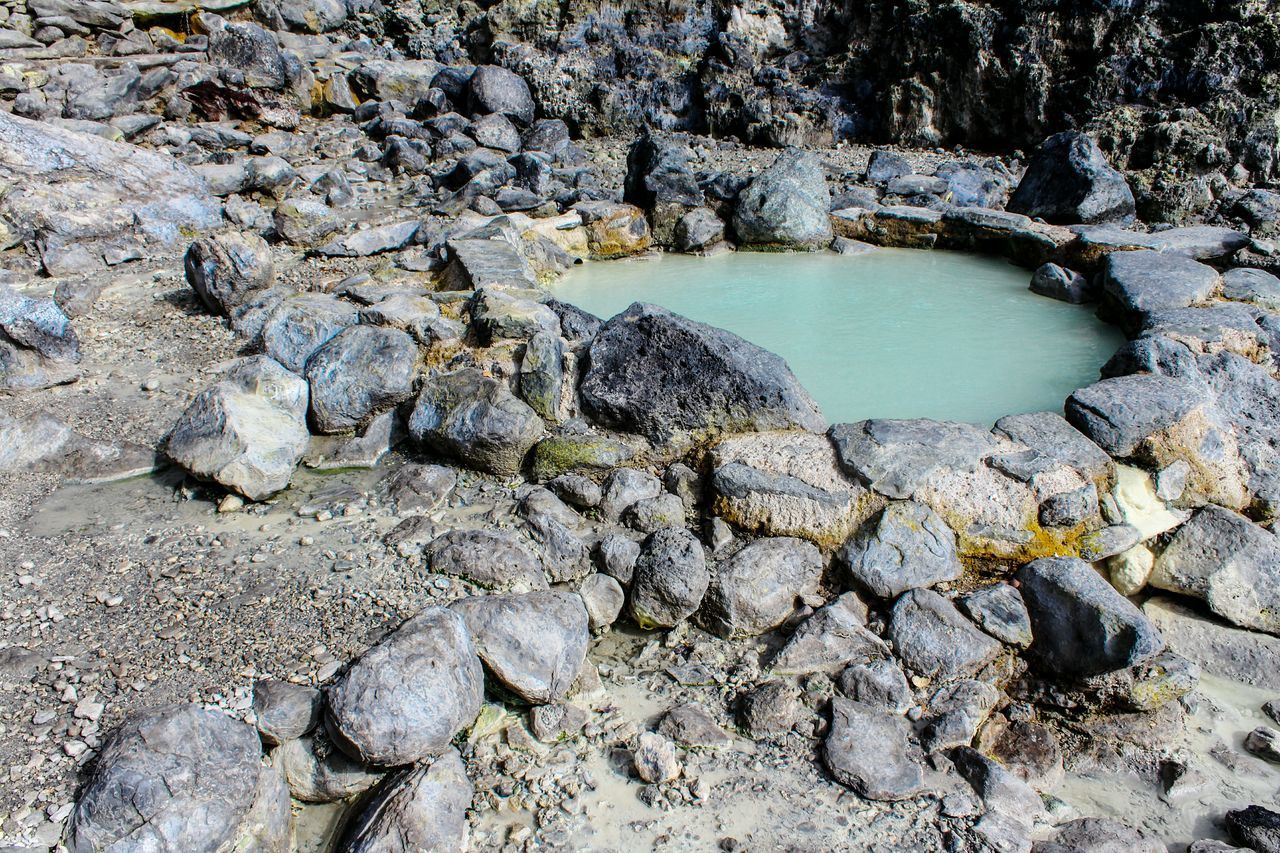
[439,238,537,291]
[1074,225,1249,261]
[1102,250,1220,314]
[829,419,998,499]
[1144,596,1280,692]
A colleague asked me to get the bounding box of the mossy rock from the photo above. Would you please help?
[529,433,639,482]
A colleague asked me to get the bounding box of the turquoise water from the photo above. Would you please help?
[553,248,1124,425]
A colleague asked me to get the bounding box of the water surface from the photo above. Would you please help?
[554,249,1123,425]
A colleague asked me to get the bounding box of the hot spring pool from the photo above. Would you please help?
[553,248,1125,425]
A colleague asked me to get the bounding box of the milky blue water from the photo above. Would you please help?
[553,248,1124,425]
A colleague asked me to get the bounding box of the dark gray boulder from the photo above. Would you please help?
[306,326,418,434]
[1235,190,1280,236]
[624,134,705,244]
[770,592,887,676]
[253,679,320,746]
[888,588,1001,681]
[630,527,709,629]
[340,749,472,853]
[185,232,274,316]
[1030,262,1091,304]
[259,294,360,374]
[1152,505,1280,635]
[864,150,911,185]
[1101,250,1220,315]
[1007,131,1135,225]
[449,591,589,703]
[700,537,823,639]
[326,607,484,766]
[424,528,548,592]
[823,698,925,801]
[1064,374,1208,457]
[580,303,825,446]
[518,330,563,421]
[675,207,727,253]
[829,419,997,499]
[840,501,960,599]
[202,15,291,91]
[67,704,285,852]
[408,368,544,476]
[1017,556,1164,677]
[993,411,1113,484]
[732,149,833,250]
[467,65,535,126]
[1226,805,1280,853]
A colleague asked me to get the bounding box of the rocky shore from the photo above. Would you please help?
[1,2,1280,852]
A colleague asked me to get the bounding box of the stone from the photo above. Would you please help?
[634,732,680,783]
[340,750,472,853]
[450,591,587,704]
[732,149,833,250]
[201,14,290,90]
[470,112,521,153]
[1143,596,1280,691]
[1078,524,1142,562]
[865,150,911,185]
[657,703,731,749]
[1108,543,1156,596]
[408,368,544,477]
[840,501,960,599]
[530,431,639,482]
[700,537,823,638]
[624,493,688,533]
[993,411,1113,485]
[529,702,588,742]
[575,201,653,258]
[630,527,709,629]
[185,231,274,316]
[1227,805,1280,853]
[0,286,81,390]
[351,59,443,103]
[958,584,1032,647]
[67,704,284,852]
[578,573,625,630]
[1244,727,1280,763]
[982,719,1064,791]
[741,680,801,740]
[1101,249,1220,315]
[274,197,341,248]
[549,474,602,509]
[1007,131,1135,225]
[1039,482,1099,527]
[1222,267,1280,311]
[1065,374,1209,457]
[598,534,641,585]
[624,134,704,244]
[952,747,1046,829]
[470,288,560,344]
[519,331,563,421]
[1017,556,1164,677]
[524,508,592,584]
[468,65,535,126]
[326,607,484,766]
[830,419,997,500]
[921,680,1000,752]
[1151,505,1280,635]
[675,207,726,253]
[385,464,457,513]
[439,238,538,291]
[581,303,825,446]
[0,112,220,266]
[888,589,1001,681]
[770,593,886,676]
[1035,818,1164,852]
[165,356,310,501]
[424,529,547,592]
[837,659,913,714]
[277,734,383,804]
[824,698,925,801]
[253,679,320,746]
[1030,262,1091,304]
[316,221,420,257]
[259,294,360,374]
[306,326,418,434]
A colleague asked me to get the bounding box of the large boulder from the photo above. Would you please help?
[823,698,925,801]
[1151,505,1280,635]
[624,134,705,244]
[630,527,709,629]
[1006,131,1135,225]
[327,607,484,766]
[306,326,419,434]
[1017,557,1164,677]
[829,419,998,500]
[67,704,288,852]
[200,14,292,91]
[340,749,472,853]
[888,588,1001,681]
[449,591,589,703]
[408,368,545,476]
[0,285,81,391]
[165,356,310,500]
[258,294,360,374]
[0,112,220,271]
[580,303,825,447]
[839,501,960,599]
[1101,250,1220,315]
[700,537,823,639]
[732,149,833,250]
[467,65,535,126]
[185,232,275,316]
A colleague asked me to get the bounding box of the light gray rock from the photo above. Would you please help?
[1151,505,1280,635]
[408,368,544,476]
[840,501,960,599]
[701,537,823,639]
[770,592,886,676]
[634,732,681,783]
[624,492,688,533]
[824,698,925,801]
[439,238,538,291]
[529,702,588,742]
[185,232,274,316]
[0,285,81,390]
[470,288,560,344]
[1222,267,1280,311]
[165,356,310,501]
[274,197,341,248]
[829,418,998,499]
[888,589,1001,681]
[837,659,913,714]
[600,468,663,521]
[68,704,282,853]
[581,303,826,446]
[306,326,418,434]
[548,474,602,509]
[519,331,563,421]
[993,411,1113,484]
[657,702,731,749]
[424,529,547,592]
[1017,556,1164,677]
[733,149,833,250]
[276,733,383,803]
[326,607,484,766]
[957,584,1032,647]
[1077,524,1142,561]
[921,680,1000,751]
[450,591,588,704]
[253,679,320,746]
[598,534,640,585]
[1064,374,1208,457]
[1102,250,1220,314]
[259,293,360,374]
[579,573,625,630]
[630,527,709,629]
[340,749,472,853]
[675,207,726,253]
[278,0,348,32]
[317,221,420,257]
